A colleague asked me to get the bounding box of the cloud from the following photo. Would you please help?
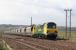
[0,0,76,27]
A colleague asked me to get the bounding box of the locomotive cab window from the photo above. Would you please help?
[47,23,56,29]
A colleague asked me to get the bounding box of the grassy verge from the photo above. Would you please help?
[0,41,4,50]
[58,31,76,41]
[0,32,13,50]
[0,45,3,50]
[0,40,13,50]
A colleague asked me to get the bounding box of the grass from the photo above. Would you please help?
[0,41,4,50]
[58,31,76,41]
[0,45,3,50]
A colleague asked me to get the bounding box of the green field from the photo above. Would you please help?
[58,31,76,41]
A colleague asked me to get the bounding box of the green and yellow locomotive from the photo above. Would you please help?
[31,22,58,39]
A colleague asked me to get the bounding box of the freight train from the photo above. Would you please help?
[4,22,58,39]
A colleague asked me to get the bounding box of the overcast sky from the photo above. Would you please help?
[0,0,76,27]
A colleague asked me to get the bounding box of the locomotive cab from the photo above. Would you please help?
[47,22,58,39]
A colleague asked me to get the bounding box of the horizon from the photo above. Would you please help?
[0,23,76,27]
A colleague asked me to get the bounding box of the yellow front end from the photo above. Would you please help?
[43,22,58,39]
[43,23,58,35]
[47,29,58,34]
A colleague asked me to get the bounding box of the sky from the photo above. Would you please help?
[0,0,76,27]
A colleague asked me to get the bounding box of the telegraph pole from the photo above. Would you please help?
[69,9,72,38]
[64,9,72,39]
[31,17,32,26]
[64,9,68,38]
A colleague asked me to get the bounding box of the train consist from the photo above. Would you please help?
[4,22,58,39]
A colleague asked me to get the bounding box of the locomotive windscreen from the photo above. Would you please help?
[47,22,56,28]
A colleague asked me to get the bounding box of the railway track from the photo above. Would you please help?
[16,39,50,50]
[3,34,76,50]
[21,37,76,50]
[3,37,51,50]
